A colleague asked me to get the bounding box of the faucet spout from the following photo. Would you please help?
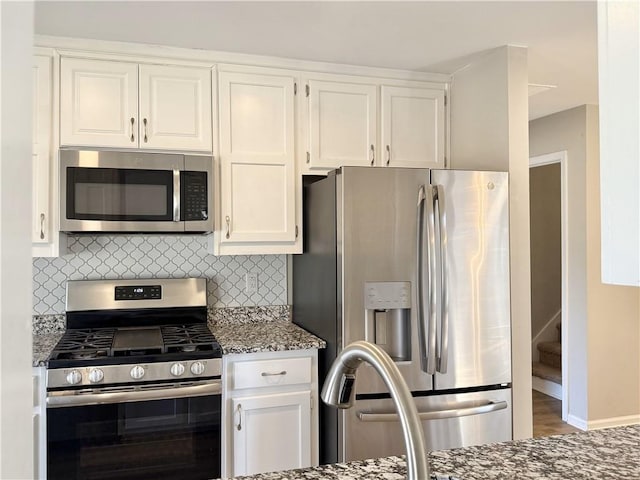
[321,341,429,480]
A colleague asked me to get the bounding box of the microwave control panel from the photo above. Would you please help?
[181,171,208,221]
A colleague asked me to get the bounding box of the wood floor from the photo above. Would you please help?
[532,390,580,437]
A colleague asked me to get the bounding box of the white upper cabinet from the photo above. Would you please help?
[306,79,377,170]
[61,58,138,148]
[61,58,212,151]
[138,64,212,151]
[381,85,445,168]
[32,55,53,246]
[218,69,297,245]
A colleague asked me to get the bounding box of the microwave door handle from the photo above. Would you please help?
[173,169,180,222]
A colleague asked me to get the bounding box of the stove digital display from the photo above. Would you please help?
[115,285,162,300]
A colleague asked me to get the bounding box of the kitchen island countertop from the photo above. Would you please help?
[224,424,639,479]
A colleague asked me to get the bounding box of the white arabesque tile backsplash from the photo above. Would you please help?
[32,235,287,315]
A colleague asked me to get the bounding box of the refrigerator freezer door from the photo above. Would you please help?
[339,167,433,394]
[430,170,511,389]
[341,388,512,461]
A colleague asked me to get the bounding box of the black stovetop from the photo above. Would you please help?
[48,323,222,368]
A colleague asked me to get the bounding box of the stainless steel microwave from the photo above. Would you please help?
[60,149,213,233]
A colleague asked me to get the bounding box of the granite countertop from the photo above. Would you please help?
[32,332,64,367]
[225,424,640,479]
[209,320,326,355]
[32,307,326,366]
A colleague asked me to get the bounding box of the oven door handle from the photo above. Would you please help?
[46,381,222,408]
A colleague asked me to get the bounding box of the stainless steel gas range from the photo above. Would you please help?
[45,278,222,480]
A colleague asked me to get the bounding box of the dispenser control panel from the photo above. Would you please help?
[364,282,411,310]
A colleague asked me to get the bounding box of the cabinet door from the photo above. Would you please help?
[60,58,138,148]
[32,55,52,244]
[232,391,311,476]
[381,85,445,168]
[219,71,296,243]
[139,65,212,151]
[307,79,377,169]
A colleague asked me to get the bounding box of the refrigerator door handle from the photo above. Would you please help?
[356,400,507,422]
[435,184,449,374]
[416,185,437,375]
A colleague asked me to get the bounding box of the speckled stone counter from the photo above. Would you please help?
[33,332,64,367]
[223,425,640,479]
[32,307,326,365]
[209,320,326,354]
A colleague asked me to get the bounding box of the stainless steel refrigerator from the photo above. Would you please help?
[293,166,512,465]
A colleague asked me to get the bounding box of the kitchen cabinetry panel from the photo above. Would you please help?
[232,391,311,476]
[61,57,138,148]
[381,85,445,168]
[218,70,296,244]
[32,55,52,245]
[139,64,212,151]
[307,80,377,170]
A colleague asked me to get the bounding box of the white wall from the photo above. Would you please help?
[0,1,35,477]
[451,45,533,440]
[530,105,640,428]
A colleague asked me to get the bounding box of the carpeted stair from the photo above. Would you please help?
[532,323,562,385]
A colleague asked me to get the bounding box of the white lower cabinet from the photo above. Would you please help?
[232,390,311,476]
[223,350,318,478]
[33,367,47,480]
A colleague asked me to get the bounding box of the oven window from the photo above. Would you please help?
[67,167,174,221]
[47,395,221,480]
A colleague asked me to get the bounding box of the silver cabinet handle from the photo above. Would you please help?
[225,216,231,239]
[143,118,148,143]
[236,403,242,431]
[130,117,135,142]
[370,144,375,166]
[435,185,449,373]
[39,213,45,240]
[357,400,508,422]
[386,144,391,166]
[261,370,287,377]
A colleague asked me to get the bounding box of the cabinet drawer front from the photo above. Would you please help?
[233,357,311,390]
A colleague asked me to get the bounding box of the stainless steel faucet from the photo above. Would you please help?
[321,340,430,480]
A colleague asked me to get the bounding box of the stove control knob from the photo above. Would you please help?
[66,369,82,385]
[190,361,205,376]
[130,365,145,380]
[88,368,104,384]
[170,363,185,377]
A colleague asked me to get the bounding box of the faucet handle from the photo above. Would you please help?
[338,374,356,407]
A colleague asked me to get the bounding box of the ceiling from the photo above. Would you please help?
[34,1,599,120]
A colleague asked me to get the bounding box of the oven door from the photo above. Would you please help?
[47,381,221,480]
[60,149,184,233]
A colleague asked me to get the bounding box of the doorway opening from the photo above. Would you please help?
[529,151,571,436]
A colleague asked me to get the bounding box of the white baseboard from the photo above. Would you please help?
[566,413,640,431]
[567,414,588,430]
[532,375,562,400]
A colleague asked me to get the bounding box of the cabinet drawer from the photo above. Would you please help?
[233,357,311,390]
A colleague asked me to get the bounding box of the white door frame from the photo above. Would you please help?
[529,150,569,422]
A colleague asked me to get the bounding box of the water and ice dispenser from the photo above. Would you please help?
[364,282,411,361]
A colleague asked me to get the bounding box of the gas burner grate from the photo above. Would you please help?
[161,324,219,353]
[50,328,116,360]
